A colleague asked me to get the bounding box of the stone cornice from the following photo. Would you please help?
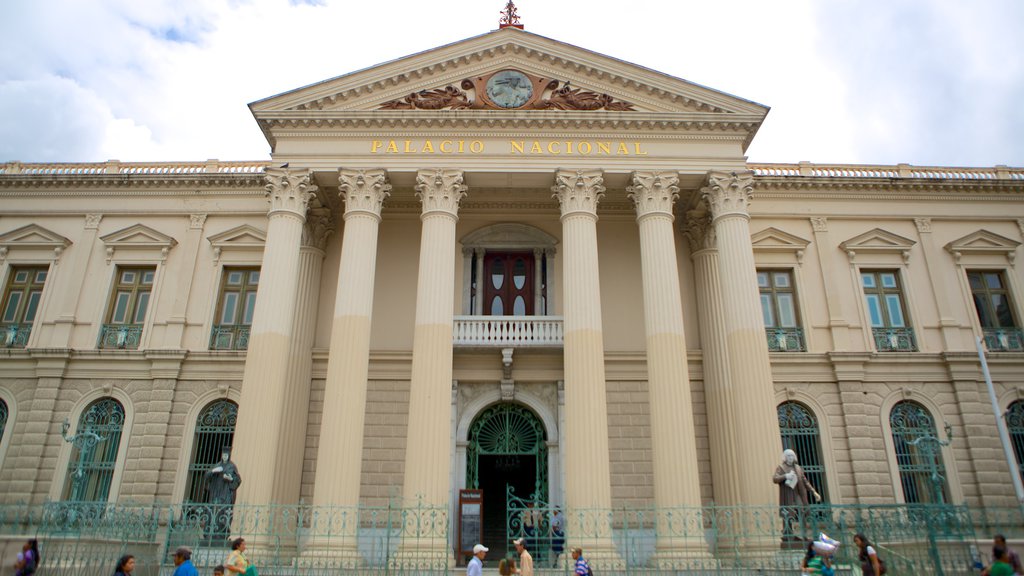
[0,173,266,191]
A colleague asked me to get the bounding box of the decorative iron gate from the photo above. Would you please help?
[778,401,828,501]
[63,398,125,502]
[184,399,238,503]
[1007,400,1024,485]
[467,403,547,500]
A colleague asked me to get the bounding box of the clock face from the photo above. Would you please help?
[485,70,533,109]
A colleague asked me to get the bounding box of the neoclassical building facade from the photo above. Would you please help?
[1,26,1023,559]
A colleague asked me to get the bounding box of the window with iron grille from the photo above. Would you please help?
[1,266,47,348]
[210,268,259,350]
[890,401,950,504]
[184,399,238,503]
[758,270,805,351]
[777,401,828,501]
[0,399,8,448]
[62,398,125,502]
[98,267,155,349]
[861,270,916,351]
[1008,400,1024,487]
[968,270,1023,351]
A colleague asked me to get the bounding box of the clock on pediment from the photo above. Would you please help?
[379,69,636,111]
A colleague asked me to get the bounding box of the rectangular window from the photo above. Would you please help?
[210,267,260,350]
[757,269,805,351]
[1,265,48,348]
[861,270,916,351]
[969,270,1023,351]
[98,266,155,349]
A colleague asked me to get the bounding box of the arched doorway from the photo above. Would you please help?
[467,403,547,558]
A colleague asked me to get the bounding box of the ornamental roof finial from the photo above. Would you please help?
[499,1,524,29]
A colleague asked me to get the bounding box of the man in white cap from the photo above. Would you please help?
[467,543,488,576]
[514,537,534,576]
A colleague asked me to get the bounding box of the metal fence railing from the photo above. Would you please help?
[0,501,1020,575]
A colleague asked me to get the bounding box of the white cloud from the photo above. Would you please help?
[0,0,1021,166]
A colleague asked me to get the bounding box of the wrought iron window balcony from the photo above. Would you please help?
[97,324,144,349]
[1,323,32,348]
[983,327,1024,352]
[765,327,805,352]
[453,315,563,348]
[872,327,917,352]
[209,324,251,350]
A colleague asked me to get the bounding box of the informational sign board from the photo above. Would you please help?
[457,489,484,564]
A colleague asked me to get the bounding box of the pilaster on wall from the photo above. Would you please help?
[809,217,852,351]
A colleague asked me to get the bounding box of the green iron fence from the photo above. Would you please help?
[1,501,1021,575]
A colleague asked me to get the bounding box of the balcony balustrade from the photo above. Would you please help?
[983,327,1024,352]
[872,327,917,352]
[209,324,251,350]
[765,327,806,352]
[453,315,563,347]
[1,323,32,348]
[97,324,144,350]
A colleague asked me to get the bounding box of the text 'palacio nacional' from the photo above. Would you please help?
[1,18,1023,574]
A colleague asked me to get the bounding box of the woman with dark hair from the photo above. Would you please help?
[14,539,39,576]
[854,533,883,575]
[225,537,256,575]
[114,554,135,575]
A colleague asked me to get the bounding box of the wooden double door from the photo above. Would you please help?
[483,251,534,316]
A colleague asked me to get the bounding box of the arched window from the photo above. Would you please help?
[777,401,828,501]
[890,401,950,504]
[0,398,8,445]
[1008,400,1024,486]
[62,397,125,502]
[184,399,238,503]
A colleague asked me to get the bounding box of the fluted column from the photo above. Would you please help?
[628,172,703,507]
[400,169,466,562]
[552,169,616,554]
[273,206,332,506]
[315,170,391,516]
[701,171,780,507]
[684,209,741,506]
[233,168,316,508]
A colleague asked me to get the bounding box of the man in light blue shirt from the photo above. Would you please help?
[172,546,199,576]
[467,543,488,576]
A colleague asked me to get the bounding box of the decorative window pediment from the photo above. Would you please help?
[0,224,72,263]
[751,227,810,265]
[461,223,557,250]
[945,230,1020,265]
[100,224,177,264]
[840,228,916,263]
[207,225,266,264]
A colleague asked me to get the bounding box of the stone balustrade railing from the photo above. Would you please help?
[750,162,1024,180]
[453,315,564,347]
[0,160,270,175]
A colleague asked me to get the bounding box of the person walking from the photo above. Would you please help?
[497,557,516,576]
[172,547,199,576]
[225,537,256,576]
[549,507,565,568]
[113,554,135,576]
[991,535,1022,574]
[14,539,39,576]
[514,538,534,576]
[467,543,487,576]
[571,547,591,576]
[853,534,883,576]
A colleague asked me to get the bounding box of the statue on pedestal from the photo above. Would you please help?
[205,446,241,542]
[773,448,821,544]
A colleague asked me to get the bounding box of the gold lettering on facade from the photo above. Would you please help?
[369,139,648,155]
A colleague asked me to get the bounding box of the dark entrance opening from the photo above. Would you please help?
[478,454,536,561]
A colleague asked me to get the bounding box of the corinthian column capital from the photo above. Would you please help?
[627,171,680,220]
[552,169,605,218]
[265,168,317,219]
[339,169,391,220]
[683,209,716,254]
[301,207,335,251]
[701,171,754,222]
[415,169,468,217]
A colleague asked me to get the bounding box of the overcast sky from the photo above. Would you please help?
[1,0,1022,167]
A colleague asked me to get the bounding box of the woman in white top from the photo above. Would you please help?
[853,533,882,576]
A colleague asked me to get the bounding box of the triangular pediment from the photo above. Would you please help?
[945,230,1021,257]
[0,224,72,250]
[207,225,267,249]
[101,224,177,249]
[250,28,768,118]
[839,228,916,255]
[751,227,811,253]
